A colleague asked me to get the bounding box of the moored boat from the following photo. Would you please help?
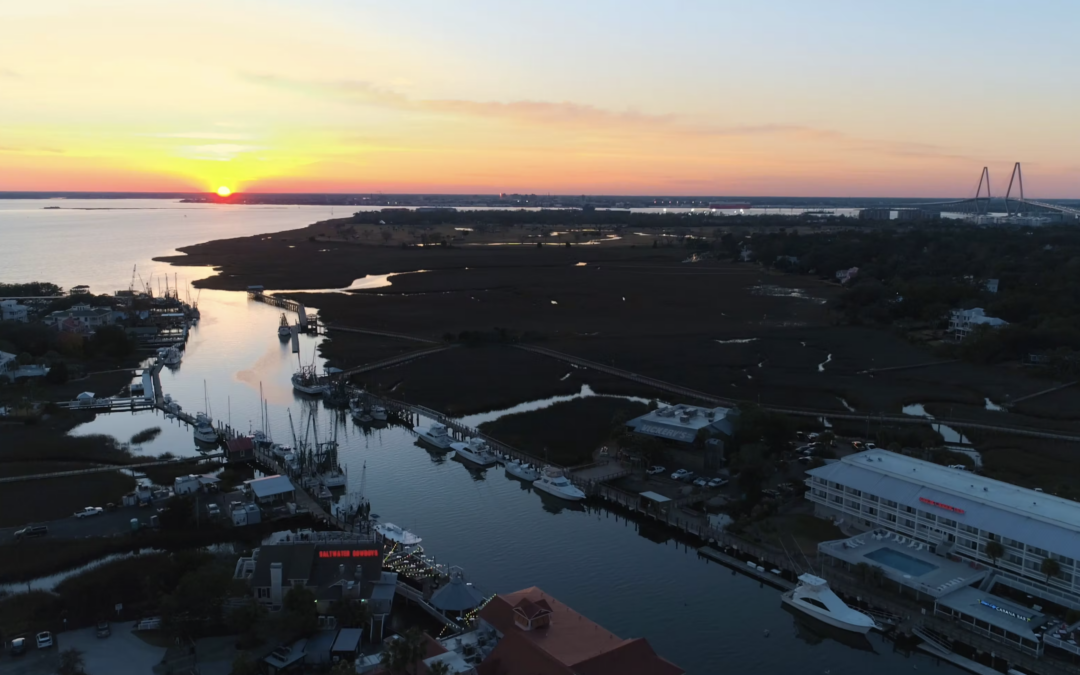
[505,458,540,482]
[193,412,218,444]
[277,313,292,339]
[416,422,453,449]
[450,437,498,467]
[781,574,878,634]
[375,522,422,546]
[292,365,329,395]
[157,346,182,367]
[370,405,387,421]
[533,466,585,501]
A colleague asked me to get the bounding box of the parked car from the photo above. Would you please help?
[74,506,104,518]
[947,464,968,471]
[807,433,820,441]
[206,503,221,518]
[693,477,709,487]
[646,465,666,476]
[707,477,728,488]
[865,442,877,450]
[96,621,111,638]
[851,441,864,450]
[670,469,694,481]
[762,489,781,499]
[14,524,48,540]
[36,632,53,649]
[10,636,27,656]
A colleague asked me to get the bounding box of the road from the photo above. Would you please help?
[0,491,239,544]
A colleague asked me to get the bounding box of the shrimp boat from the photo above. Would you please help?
[157,346,182,367]
[277,313,292,340]
[450,437,498,467]
[532,466,586,501]
[292,364,329,396]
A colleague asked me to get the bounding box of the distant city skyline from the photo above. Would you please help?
[2,1,1078,197]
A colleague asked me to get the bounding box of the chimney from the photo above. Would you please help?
[339,564,345,578]
[270,562,283,607]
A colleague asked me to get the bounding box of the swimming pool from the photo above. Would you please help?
[865,547,939,577]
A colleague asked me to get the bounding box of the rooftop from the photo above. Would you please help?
[244,474,295,499]
[251,544,317,587]
[478,587,683,675]
[626,404,736,443]
[936,586,1047,640]
[809,450,1080,558]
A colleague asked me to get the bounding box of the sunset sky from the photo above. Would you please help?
[2,1,1078,197]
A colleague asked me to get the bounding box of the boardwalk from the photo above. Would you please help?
[341,344,455,377]
[0,453,224,484]
[328,324,439,345]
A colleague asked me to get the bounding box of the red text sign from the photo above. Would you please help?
[318,549,380,559]
[919,497,965,515]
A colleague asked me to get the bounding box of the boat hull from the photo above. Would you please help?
[417,431,452,449]
[194,430,219,444]
[533,480,585,501]
[455,450,497,467]
[293,382,329,396]
[781,592,874,634]
[505,464,539,481]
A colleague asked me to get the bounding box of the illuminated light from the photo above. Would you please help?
[216,186,232,197]
[918,497,965,514]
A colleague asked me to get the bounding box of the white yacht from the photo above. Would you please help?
[277,313,292,339]
[416,422,453,449]
[370,405,387,421]
[450,437,498,467]
[193,412,218,444]
[781,574,878,634]
[532,466,586,501]
[375,522,422,546]
[319,468,347,488]
[157,346,182,367]
[292,365,329,396]
[505,458,540,482]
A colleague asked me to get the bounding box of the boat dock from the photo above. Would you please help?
[247,288,318,333]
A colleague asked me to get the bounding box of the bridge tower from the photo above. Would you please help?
[973,166,991,214]
[1005,162,1024,215]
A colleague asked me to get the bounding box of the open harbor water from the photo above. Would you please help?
[0,200,962,675]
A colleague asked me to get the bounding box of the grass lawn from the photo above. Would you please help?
[479,396,649,466]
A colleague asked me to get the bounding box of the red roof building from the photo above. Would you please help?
[475,587,683,675]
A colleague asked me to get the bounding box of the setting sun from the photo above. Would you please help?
[216,186,232,197]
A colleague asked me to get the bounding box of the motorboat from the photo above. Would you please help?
[781,574,878,634]
[450,437,498,467]
[375,522,422,546]
[532,466,586,501]
[157,346,182,367]
[292,365,329,396]
[277,313,292,339]
[505,458,540,482]
[416,422,453,449]
[370,405,388,421]
[193,412,218,444]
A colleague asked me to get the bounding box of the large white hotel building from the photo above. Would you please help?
[805,449,1080,611]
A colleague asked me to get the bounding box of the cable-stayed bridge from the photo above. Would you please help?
[894,163,1080,219]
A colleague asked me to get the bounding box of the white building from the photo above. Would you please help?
[948,307,1008,341]
[44,303,115,330]
[0,300,29,323]
[806,450,1080,610]
[625,404,738,444]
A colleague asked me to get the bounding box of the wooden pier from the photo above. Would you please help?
[0,453,224,484]
[341,344,455,377]
[248,290,318,332]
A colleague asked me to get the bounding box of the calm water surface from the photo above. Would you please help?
[1,200,960,675]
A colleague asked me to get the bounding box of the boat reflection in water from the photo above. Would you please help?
[535,489,588,516]
[781,604,878,654]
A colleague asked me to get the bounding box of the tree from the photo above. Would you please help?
[331,599,372,631]
[58,647,86,675]
[158,495,195,530]
[381,627,427,675]
[428,661,452,675]
[985,540,1004,566]
[282,586,318,635]
[161,562,235,638]
[1041,557,1062,583]
[331,659,358,675]
[45,361,69,384]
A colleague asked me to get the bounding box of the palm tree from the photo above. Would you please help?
[379,639,408,674]
[1041,557,1062,583]
[985,540,1005,566]
[400,626,428,675]
[428,661,452,675]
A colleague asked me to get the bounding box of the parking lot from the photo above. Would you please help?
[0,622,168,675]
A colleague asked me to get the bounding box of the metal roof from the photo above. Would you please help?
[808,450,1080,559]
[331,628,363,653]
[431,575,486,611]
[245,474,295,499]
[639,491,671,504]
[936,587,1045,640]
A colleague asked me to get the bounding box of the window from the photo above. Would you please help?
[802,598,830,612]
[257,588,270,599]
[831,495,843,505]
[866,494,879,503]
[845,487,862,497]
[1026,545,1047,557]
[846,500,860,510]
[867,507,878,516]
[960,524,979,535]
[901,505,915,514]
[883,499,897,508]
[885,513,897,523]
[940,518,956,528]
[920,511,936,522]
[902,518,915,529]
